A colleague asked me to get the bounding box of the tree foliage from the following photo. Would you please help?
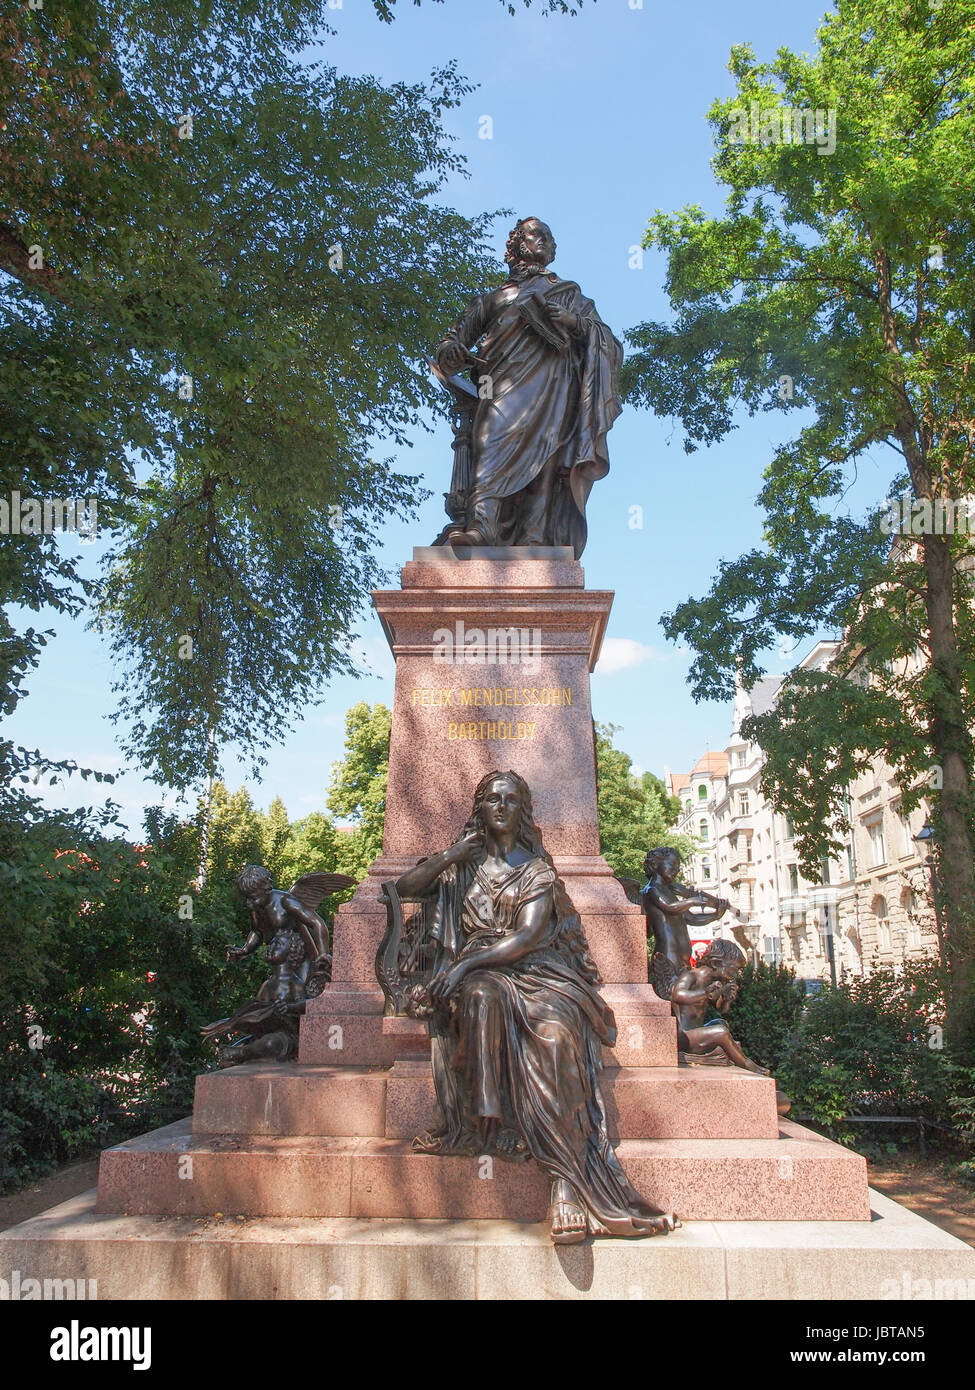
[594,723,692,880]
[724,960,808,1072]
[327,701,392,882]
[623,0,975,1052]
[1,0,505,796]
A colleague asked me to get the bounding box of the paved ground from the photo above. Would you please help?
[3,1152,974,1249]
[0,1158,100,1231]
[868,1158,975,1248]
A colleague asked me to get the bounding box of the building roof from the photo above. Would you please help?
[669,772,691,796]
[747,676,784,718]
[691,751,728,777]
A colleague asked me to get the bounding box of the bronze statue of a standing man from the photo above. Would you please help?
[433,217,622,558]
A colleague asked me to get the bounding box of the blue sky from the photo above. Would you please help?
[9,0,898,832]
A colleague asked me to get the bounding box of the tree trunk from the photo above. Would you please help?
[921,528,975,1056]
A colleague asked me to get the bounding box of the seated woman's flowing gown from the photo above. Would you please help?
[416,853,666,1236]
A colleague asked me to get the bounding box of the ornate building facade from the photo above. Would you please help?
[666,643,939,985]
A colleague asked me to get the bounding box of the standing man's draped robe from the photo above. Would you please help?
[436,271,622,559]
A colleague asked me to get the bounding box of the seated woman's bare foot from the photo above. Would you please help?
[645,1212,680,1235]
[495,1127,529,1161]
[549,1180,588,1245]
[597,1209,681,1238]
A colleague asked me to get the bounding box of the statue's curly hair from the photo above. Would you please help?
[504,216,556,270]
[462,769,600,984]
[699,938,745,971]
[644,845,681,877]
[237,863,273,896]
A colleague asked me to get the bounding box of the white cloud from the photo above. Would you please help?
[595,638,664,675]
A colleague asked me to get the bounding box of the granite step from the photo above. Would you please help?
[299,982,677,1068]
[192,1062,780,1141]
[4,1188,969,1301]
[97,1117,870,1223]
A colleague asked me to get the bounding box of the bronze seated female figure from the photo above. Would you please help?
[390,770,679,1245]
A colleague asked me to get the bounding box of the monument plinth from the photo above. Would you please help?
[301,546,667,1072]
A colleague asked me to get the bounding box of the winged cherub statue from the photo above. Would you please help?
[201,864,354,1066]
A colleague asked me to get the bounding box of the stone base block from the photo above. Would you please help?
[3,1189,972,1301]
[190,1063,780,1142]
[95,1117,869,1222]
[192,1065,389,1138]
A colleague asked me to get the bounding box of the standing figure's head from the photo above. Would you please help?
[465,769,540,852]
[237,863,273,903]
[505,217,556,274]
[645,846,681,882]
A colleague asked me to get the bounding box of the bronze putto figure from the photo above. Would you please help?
[201,864,353,1067]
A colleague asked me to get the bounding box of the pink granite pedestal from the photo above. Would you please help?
[302,547,664,1068]
[93,548,874,1235]
[11,550,975,1297]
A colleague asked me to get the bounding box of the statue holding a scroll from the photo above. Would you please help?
[431,217,622,559]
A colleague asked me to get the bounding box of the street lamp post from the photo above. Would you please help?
[913,821,946,967]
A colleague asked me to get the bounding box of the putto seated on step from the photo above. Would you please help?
[671,939,770,1075]
[384,769,679,1245]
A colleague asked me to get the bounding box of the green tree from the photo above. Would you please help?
[203,782,264,884]
[595,723,691,880]
[623,0,975,1054]
[259,796,291,883]
[327,702,392,881]
[1,1,504,798]
[278,811,340,889]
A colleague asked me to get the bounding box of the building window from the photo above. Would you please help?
[867,818,887,868]
[784,814,795,840]
[736,750,746,767]
[901,887,921,948]
[698,784,708,800]
[739,792,750,817]
[699,819,709,840]
[873,894,891,951]
[788,864,799,895]
[701,857,712,882]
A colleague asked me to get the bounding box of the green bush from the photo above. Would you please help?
[777,964,950,1131]
[723,960,806,1072]
[0,814,262,1193]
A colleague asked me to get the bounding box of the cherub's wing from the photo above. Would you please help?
[650,952,680,1002]
[289,872,356,913]
[615,875,643,907]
